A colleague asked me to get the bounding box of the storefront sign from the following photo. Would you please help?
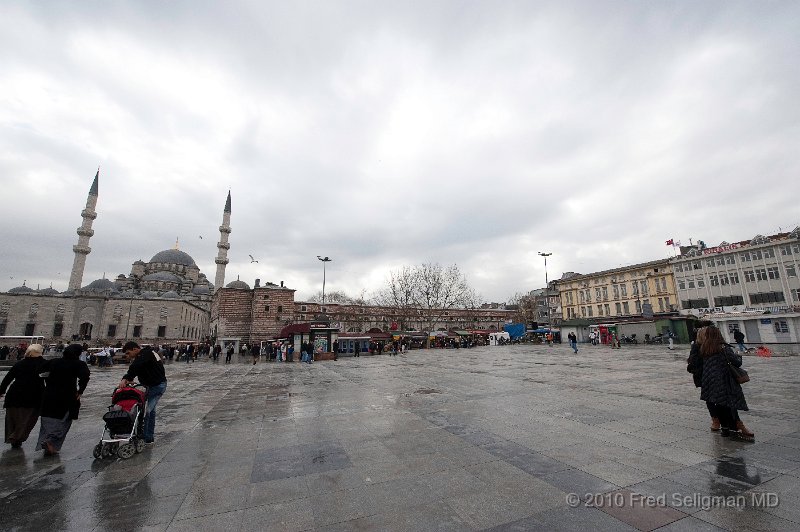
[702,243,741,255]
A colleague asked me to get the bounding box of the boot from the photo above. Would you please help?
[710,418,721,431]
[736,420,755,442]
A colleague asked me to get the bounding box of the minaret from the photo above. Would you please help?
[214,190,232,292]
[68,169,99,291]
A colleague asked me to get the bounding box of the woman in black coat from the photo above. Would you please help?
[698,325,752,440]
[36,344,90,455]
[0,344,47,448]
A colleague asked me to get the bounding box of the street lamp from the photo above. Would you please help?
[538,252,553,337]
[317,256,332,306]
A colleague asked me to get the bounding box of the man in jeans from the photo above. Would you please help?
[120,341,167,445]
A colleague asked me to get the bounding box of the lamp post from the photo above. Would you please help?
[538,252,552,336]
[317,256,332,306]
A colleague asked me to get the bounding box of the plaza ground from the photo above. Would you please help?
[1,344,799,531]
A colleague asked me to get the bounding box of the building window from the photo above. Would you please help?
[687,279,695,289]
[678,280,686,290]
[709,275,719,287]
[727,324,740,334]
[749,292,785,304]
[719,273,729,285]
[615,302,621,314]
[786,265,797,277]
[595,288,602,300]
[24,323,35,336]
[658,298,664,312]
[755,268,768,281]
[751,250,763,260]
[597,305,603,316]
[264,305,270,312]
[706,259,715,267]
[692,262,701,270]
[697,279,706,288]
[157,325,166,337]
[640,281,648,296]
[729,272,740,284]
[587,306,593,317]
[725,255,736,265]
[674,264,683,272]
[792,288,800,302]
[763,248,775,259]
[612,285,620,299]
[774,320,789,333]
[620,284,627,297]
[301,305,307,311]
[715,256,725,266]
[781,245,793,256]
[664,297,671,310]
[133,325,142,338]
[714,295,744,306]
[635,300,642,313]
[744,270,756,282]
[767,267,780,280]
[107,324,117,337]
[740,253,751,262]
[53,323,64,337]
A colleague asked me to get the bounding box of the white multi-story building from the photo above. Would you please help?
[672,228,800,347]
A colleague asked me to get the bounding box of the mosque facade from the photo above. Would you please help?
[0,172,231,345]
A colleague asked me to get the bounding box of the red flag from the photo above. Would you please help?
[665,239,674,246]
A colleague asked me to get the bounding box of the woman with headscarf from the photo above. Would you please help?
[0,344,47,448]
[698,325,753,441]
[37,344,90,455]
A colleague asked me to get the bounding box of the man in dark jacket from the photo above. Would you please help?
[120,341,167,444]
[733,329,746,352]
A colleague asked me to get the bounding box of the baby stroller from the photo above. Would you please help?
[93,384,147,459]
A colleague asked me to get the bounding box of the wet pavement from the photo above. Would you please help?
[1,344,799,531]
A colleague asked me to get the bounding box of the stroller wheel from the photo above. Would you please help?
[134,438,145,453]
[93,443,103,459]
[101,443,114,458]
[117,443,135,459]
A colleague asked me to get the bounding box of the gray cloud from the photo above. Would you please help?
[1,1,798,301]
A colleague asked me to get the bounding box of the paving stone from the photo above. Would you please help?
[1,345,798,531]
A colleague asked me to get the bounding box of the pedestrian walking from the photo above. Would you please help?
[252,343,260,365]
[332,340,338,361]
[733,329,746,352]
[354,342,361,357]
[667,330,676,350]
[225,345,234,364]
[696,325,754,441]
[0,344,47,448]
[37,344,91,455]
[568,332,578,354]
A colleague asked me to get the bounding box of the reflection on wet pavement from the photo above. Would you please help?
[1,345,799,531]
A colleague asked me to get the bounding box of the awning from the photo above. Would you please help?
[450,330,472,336]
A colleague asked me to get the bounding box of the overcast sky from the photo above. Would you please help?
[1,1,798,302]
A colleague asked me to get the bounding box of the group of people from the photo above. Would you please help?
[0,340,168,454]
[687,323,754,442]
[0,344,89,454]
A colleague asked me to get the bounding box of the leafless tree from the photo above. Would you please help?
[376,263,479,331]
[307,290,357,304]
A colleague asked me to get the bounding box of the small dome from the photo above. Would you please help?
[38,287,60,295]
[226,279,251,290]
[149,249,196,266]
[142,272,182,283]
[9,284,35,294]
[140,290,158,298]
[83,278,115,291]
[192,285,211,295]
[161,290,181,299]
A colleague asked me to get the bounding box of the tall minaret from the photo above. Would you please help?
[68,169,99,291]
[214,190,232,292]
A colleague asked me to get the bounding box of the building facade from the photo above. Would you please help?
[210,280,513,346]
[672,228,800,346]
[557,259,681,342]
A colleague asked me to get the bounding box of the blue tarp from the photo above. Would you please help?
[528,328,551,334]
[503,323,526,339]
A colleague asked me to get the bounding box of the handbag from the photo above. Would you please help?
[724,350,750,384]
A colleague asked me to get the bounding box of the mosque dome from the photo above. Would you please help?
[38,287,60,295]
[192,285,211,295]
[149,249,197,267]
[142,272,182,283]
[9,284,35,294]
[226,279,250,290]
[83,278,116,292]
[161,290,181,299]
